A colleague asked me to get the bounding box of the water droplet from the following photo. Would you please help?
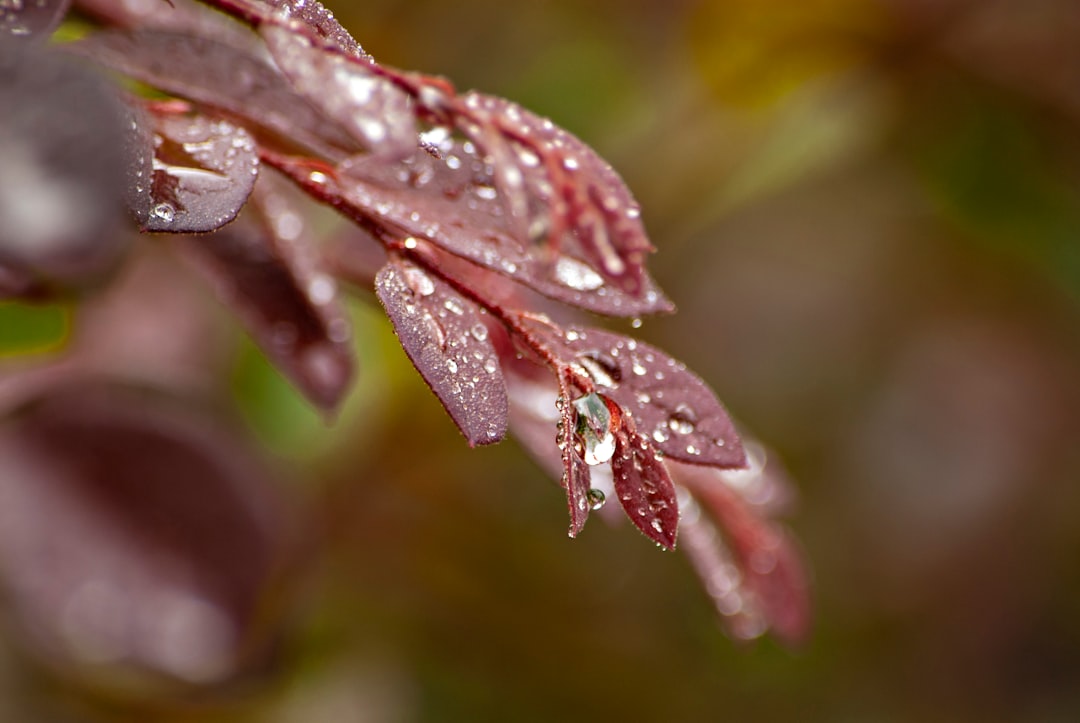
[565,329,581,342]
[151,202,175,223]
[470,324,488,341]
[586,488,606,510]
[666,403,698,435]
[632,360,647,376]
[652,427,670,443]
[443,298,465,316]
[483,358,498,374]
[650,519,664,534]
[446,359,459,374]
[631,318,643,329]
[686,444,701,456]
[562,157,579,171]
[554,257,604,291]
[403,237,418,249]
[308,171,328,185]
[571,392,615,466]
[402,265,435,296]
[578,352,620,388]
[474,185,497,201]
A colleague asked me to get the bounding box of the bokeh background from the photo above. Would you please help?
[3,0,1080,720]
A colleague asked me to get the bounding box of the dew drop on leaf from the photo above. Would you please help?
[586,488,606,511]
[571,392,615,466]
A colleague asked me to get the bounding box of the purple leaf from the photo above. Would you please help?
[0,381,296,683]
[557,392,593,537]
[611,419,679,549]
[0,0,69,40]
[458,92,657,296]
[0,43,131,292]
[527,324,747,469]
[327,141,671,316]
[257,0,368,59]
[261,21,416,158]
[677,476,811,646]
[67,30,360,159]
[134,108,259,233]
[375,254,509,446]
[176,174,354,412]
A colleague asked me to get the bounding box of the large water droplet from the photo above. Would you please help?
[151,202,175,223]
[401,265,435,296]
[554,257,604,291]
[667,402,698,435]
[572,392,615,466]
[578,351,620,388]
[586,488,606,510]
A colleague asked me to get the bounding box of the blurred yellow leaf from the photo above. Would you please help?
[688,0,887,107]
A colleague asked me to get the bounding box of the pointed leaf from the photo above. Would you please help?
[558,392,593,537]
[67,30,360,159]
[527,324,747,468]
[459,92,656,296]
[259,0,368,58]
[286,142,672,316]
[176,175,354,412]
[611,419,679,549]
[375,255,508,446]
[133,108,259,233]
[261,21,416,159]
[678,476,811,646]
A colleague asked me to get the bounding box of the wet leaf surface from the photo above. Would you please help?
[133,107,259,233]
[257,0,368,58]
[376,254,509,446]
[261,21,415,158]
[526,324,747,468]
[68,30,360,159]
[0,381,294,684]
[611,421,679,548]
[176,174,354,412]
[272,140,672,316]
[458,93,657,297]
[558,392,593,537]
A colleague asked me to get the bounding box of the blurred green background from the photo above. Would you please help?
[6,0,1080,720]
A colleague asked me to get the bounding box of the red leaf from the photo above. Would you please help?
[132,107,259,233]
[68,30,360,159]
[258,0,367,59]
[526,324,747,469]
[676,466,811,646]
[177,174,354,412]
[557,392,594,538]
[261,21,416,159]
[611,419,679,549]
[328,142,671,317]
[375,254,509,446]
[458,92,656,296]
